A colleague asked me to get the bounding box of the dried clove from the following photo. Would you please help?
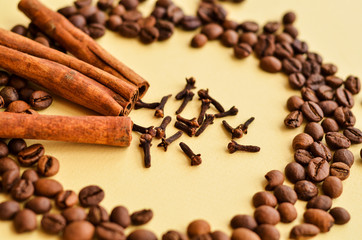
[215,106,238,118]
[195,114,214,137]
[155,94,172,118]
[222,120,243,139]
[157,131,183,151]
[175,77,196,100]
[139,134,153,168]
[179,142,202,166]
[198,89,225,113]
[135,99,160,110]
[132,123,156,137]
[227,140,260,153]
[175,90,194,114]
[174,121,196,137]
[239,117,255,134]
[176,115,199,128]
[197,99,211,125]
[155,116,172,139]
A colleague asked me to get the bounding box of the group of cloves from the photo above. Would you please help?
[133,77,260,168]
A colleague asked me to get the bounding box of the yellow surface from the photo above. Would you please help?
[1,0,362,239]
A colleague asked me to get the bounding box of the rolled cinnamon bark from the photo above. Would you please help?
[0,112,132,146]
[0,28,137,114]
[18,0,149,98]
[0,45,123,116]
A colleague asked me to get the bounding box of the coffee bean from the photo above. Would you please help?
[166,5,184,24]
[252,191,278,208]
[333,148,354,167]
[263,21,280,34]
[74,0,92,9]
[276,32,294,44]
[255,224,280,240]
[307,157,329,182]
[288,73,306,89]
[277,202,297,223]
[321,63,338,76]
[310,142,332,162]
[127,229,157,240]
[62,206,87,223]
[292,39,308,54]
[220,30,238,47]
[334,106,356,128]
[302,60,321,78]
[130,209,153,226]
[286,96,304,111]
[289,224,320,239]
[0,200,20,220]
[274,185,297,204]
[230,214,257,230]
[294,149,314,165]
[285,162,305,183]
[17,143,44,167]
[274,42,294,59]
[211,230,229,240]
[222,20,239,30]
[282,11,296,24]
[57,6,77,17]
[322,176,343,198]
[11,179,34,202]
[140,26,159,44]
[239,32,258,47]
[13,209,37,233]
[325,132,351,149]
[162,230,188,240]
[119,21,141,38]
[263,170,284,191]
[283,57,302,74]
[37,155,60,177]
[304,208,334,232]
[231,228,260,240]
[111,5,126,16]
[6,100,31,113]
[34,178,63,198]
[324,76,343,89]
[55,190,78,209]
[89,11,107,25]
[343,127,362,143]
[233,43,252,59]
[8,75,27,90]
[304,122,324,141]
[260,56,282,73]
[96,222,125,240]
[79,185,105,207]
[41,213,66,234]
[107,15,123,31]
[201,23,223,40]
[292,133,314,150]
[301,101,324,122]
[254,34,275,58]
[123,10,143,22]
[63,220,95,240]
[25,196,51,214]
[187,219,211,238]
[152,6,166,19]
[191,33,208,48]
[21,169,39,183]
[110,206,131,228]
[18,87,34,103]
[239,21,259,33]
[0,86,19,106]
[330,162,350,180]
[254,205,280,225]
[301,87,319,102]
[318,100,338,116]
[0,141,9,158]
[2,170,20,192]
[321,118,339,133]
[316,85,334,100]
[121,0,139,10]
[97,0,114,11]
[88,23,106,39]
[306,52,323,64]
[294,180,318,201]
[344,75,360,94]
[138,16,157,29]
[0,157,19,175]
[307,195,332,211]
[69,14,87,29]
[11,25,28,36]
[88,205,109,225]
[335,88,354,108]
[155,20,174,41]
[181,16,202,31]
[284,110,303,128]
[329,207,350,225]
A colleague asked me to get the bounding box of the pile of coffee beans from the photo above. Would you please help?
[0,71,53,113]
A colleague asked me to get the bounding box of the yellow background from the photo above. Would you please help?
[1,0,362,239]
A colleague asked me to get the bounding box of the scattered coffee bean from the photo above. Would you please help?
[231,228,260,240]
[343,127,362,143]
[294,149,314,165]
[333,106,356,128]
[0,200,20,220]
[88,205,109,225]
[0,71,10,86]
[321,118,339,133]
[301,101,324,122]
[191,33,208,48]
[0,86,19,106]
[285,162,305,183]
[275,42,294,59]
[110,205,131,228]
[282,11,296,24]
[254,34,275,58]
[11,179,34,202]
[264,170,284,190]
[230,214,257,230]
[25,196,51,214]
[88,23,106,39]
[62,206,87,223]
[140,26,159,44]
[211,230,228,240]
[63,220,95,240]
[131,209,153,225]
[187,219,211,238]
[284,110,303,128]
[325,75,343,89]
[79,185,105,207]
[162,230,187,240]
[322,176,343,198]
[318,100,338,116]
[127,229,157,240]
[119,21,141,37]
[276,32,294,44]
[0,157,19,175]
[254,205,280,225]
[156,20,174,41]
[274,185,297,204]
[344,75,360,94]
[17,143,44,167]
[233,43,252,59]
[288,73,306,89]
[41,213,66,234]
[8,75,27,90]
[0,141,9,158]
[325,132,351,149]
[292,133,314,150]
[289,224,320,239]
[7,138,26,155]
[316,85,334,100]
[201,23,223,40]
[283,57,302,74]
[21,169,39,184]
[34,178,63,198]
[252,191,278,208]
[294,180,318,201]
[304,208,334,232]
[107,15,123,31]
[329,207,350,225]
[2,170,20,192]
[221,30,238,47]
[335,87,354,108]
[304,122,324,141]
[255,224,280,240]
[301,87,319,102]
[321,63,338,76]
[181,16,202,31]
[96,221,126,240]
[309,142,332,162]
[69,14,87,29]
[292,39,308,54]
[286,96,304,111]
[307,157,329,182]
[260,56,282,73]
[277,202,297,223]
[307,195,332,211]
[333,148,354,167]
[13,209,37,233]
[330,162,350,181]
[37,155,60,177]
[11,24,28,36]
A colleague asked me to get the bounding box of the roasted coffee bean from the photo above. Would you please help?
[69,14,87,29]
[121,0,139,10]
[18,87,34,102]
[21,169,39,183]
[8,75,27,90]
[58,6,77,17]
[162,230,188,240]
[107,15,123,31]
[233,43,252,59]
[343,127,362,143]
[307,195,332,211]
[11,24,28,36]
[255,224,280,240]
[122,10,142,22]
[304,122,324,141]
[344,75,360,94]
[130,209,153,225]
[310,142,331,161]
[140,26,159,44]
[289,224,320,239]
[307,157,329,182]
[329,207,350,225]
[111,5,126,16]
[282,11,296,24]
[263,21,280,34]
[322,176,343,198]
[110,206,131,228]
[34,36,49,48]
[119,21,140,38]
[301,87,319,102]
[96,222,125,240]
[239,21,259,33]
[335,88,354,108]
[292,39,308,54]
[294,149,314,165]
[230,214,257,230]
[79,5,98,19]
[55,190,78,209]
[286,96,304,111]
[231,228,260,240]
[0,141,9,157]
[220,30,238,47]
[0,71,10,86]
[88,23,106,39]
[63,220,95,240]
[62,206,87,223]
[334,106,355,128]
[74,0,92,8]
[325,132,351,149]
[306,74,325,91]
[321,63,338,76]
[260,56,282,73]
[187,219,211,238]
[6,100,31,113]
[283,57,302,74]
[284,24,299,38]
[37,155,60,177]
[292,133,314,150]
[306,52,323,64]
[34,178,63,198]
[276,32,294,43]
[252,191,277,208]
[79,185,105,207]
[0,200,20,220]
[0,86,19,106]
[274,185,297,204]
[285,162,305,183]
[181,16,202,30]
[330,162,350,180]
[254,205,280,225]
[156,20,174,41]
[0,157,19,175]
[325,75,343,89]
[264,170,284,191]
[277,202,297,223]
[284,110,303,128]
[17,143,44,167]
[166,5,184,24]
[294,180,318,201]
[25,196,51,214]
[2,170,20,192]
[333,148,354,167]
[41,213,66,234]
[87,205,109,225]
[254,34,275,58]
[274,42,294,59]
[97,0,114,10]
[239,32,258,47]
[211,230,229,240]
[151,6,166,19]
[191,33,208,48]
[156,0,172,8]
[316,85,334,100]
[201,23,223,40]
[301,101,324,122]
[321,118,339,133]
[318,100,338,116]
[288,73,306,89]
[127,229,157,240]
[11,179,34,202]
[302,60,321,78]
[137,16,156,29]
[13,209,37,233]
[222,20,239,30]
[304,209,334,232]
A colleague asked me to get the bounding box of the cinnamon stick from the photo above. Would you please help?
[0,112,132,146]
[0,45,123,116]
[0,28,138,112]
[18,0,149,98]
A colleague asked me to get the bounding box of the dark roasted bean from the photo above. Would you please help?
[254,205,280,225]
[260,56,282,73]
[285,162,305,183]
[6,100,31,113]
[334,106,356,128]
[88,205,109,225]
[239,21,259,33]
[191,33,208,48]
[283,57,302,74]
[166,5,184,24]
[230,214,257,230]
[322,176,343,198]
[277,202,297,223]
[275,42,294,59]
[252,191,278,208]
[318,100,338,116]
[287,96,304,111]
[63,221,95,240]
[0,86,19,106]
[304,209,334,233]
[62,207,87,223]
[263,21,280,34]
[306,74,325,91]
[96,222,125,240]
[127,229,157,240]
[231,228,260,240]
[274,185,297,204]
[294,149,314,166]
[11,25,28,36]
[335,88,354,108]
[119,21,140,38]
[239,32,258,47]
[321,63,338,76]
[162,230,187,240]
[282,11,296,24]
[37,155,59,177]
[288,73,306,89]
[307,157,329,182]
[325,132,351,149]
[187,219,211,238]
[221,30,238,47]
[302,60,321,78]
[294,180,318,201]
[254,34,275,58]
[11,179,34,202]
[201,23,223,40]
[110,206,130,228]
[309,142,331,161]
[21,169,38,183]
[111,5,126,16]
[292,39,308,54]
[121,0,139,10]
[130,209,153,225]
[343,127,362,143]
[233,43,252,59]
[284,111,303,128]
[181,16,202,31]
[317,85,334,100]
[2,170,20,192]
[222,20,238,30]
[276,32,294,43]
[0,200,20,220]
[289,224,320,239]
[264,170,284,191]
[17,144,44,167]
[0,71,10,86]
[321,118,339,133]
[301,87,319,102]
[329,207,350,225]
[307,195,332,211]
[333,148,354,167]
[25,196,51,214]
[69,14,87,29]
[292,133,314,150]
[325,75,343,88]
[34,178,63,198]
[79,185,105,207]
[344,75,360,94]
[41,213,66,234]
[88,23,106,39]
[140,26,159,44]
[55,190,78,209]
[13,209,37,233]
[301,101,324,122]
[330,162,350,181]
[304,122,324,141]
[284,24,298,38]
[156,20,174,41]
[255,224,280,240]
